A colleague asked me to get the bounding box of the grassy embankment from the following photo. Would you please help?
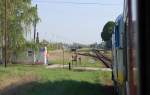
[0,64,113,95]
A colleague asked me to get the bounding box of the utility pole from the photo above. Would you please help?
[4,0,7,67]
[36,32,39,44]
[33,4,37,64]
[62,46,64,68]
[34,4,37,42]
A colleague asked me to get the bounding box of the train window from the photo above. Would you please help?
[115,25,120,48]
[131,0,137,21]
[131,0,137,57]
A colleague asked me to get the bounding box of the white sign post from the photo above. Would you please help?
[44,47,47,65]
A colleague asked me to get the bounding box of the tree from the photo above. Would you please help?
[101,21,115,41]
[101,21,115,49]
[0,0,40,64]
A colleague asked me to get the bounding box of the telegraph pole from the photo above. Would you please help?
[4,0,7,67]
[34,4,37,42]
[33,4,37,64]
[62,46,64,68]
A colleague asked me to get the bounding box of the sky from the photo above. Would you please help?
[31,0,124,44]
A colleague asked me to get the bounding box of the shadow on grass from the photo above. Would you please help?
[0,80,113,95]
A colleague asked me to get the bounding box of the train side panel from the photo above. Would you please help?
[112,14,127,95]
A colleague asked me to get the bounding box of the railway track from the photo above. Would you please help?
[77,49,112,68]
[92,49,112,68]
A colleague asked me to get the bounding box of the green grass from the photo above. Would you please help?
[0,64,113,95]
[77,58,105,68]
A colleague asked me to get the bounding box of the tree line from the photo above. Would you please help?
[0,0,40,64]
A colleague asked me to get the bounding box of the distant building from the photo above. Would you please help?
[11,48,35,64]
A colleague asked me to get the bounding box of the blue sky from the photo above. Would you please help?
[31,0,124,44]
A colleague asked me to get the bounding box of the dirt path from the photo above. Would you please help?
[46,64,68,68]
[46,64,112,71]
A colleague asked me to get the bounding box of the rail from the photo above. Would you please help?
[92,49,112,68]
[77,49,112,68]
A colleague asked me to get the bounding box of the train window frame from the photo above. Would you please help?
[115,24,120,48]
[131,0,137,21]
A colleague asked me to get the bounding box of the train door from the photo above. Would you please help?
[112,27,117,82]
[112,15,126,95]
[112,23,119,95]
[117,15,126,95]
